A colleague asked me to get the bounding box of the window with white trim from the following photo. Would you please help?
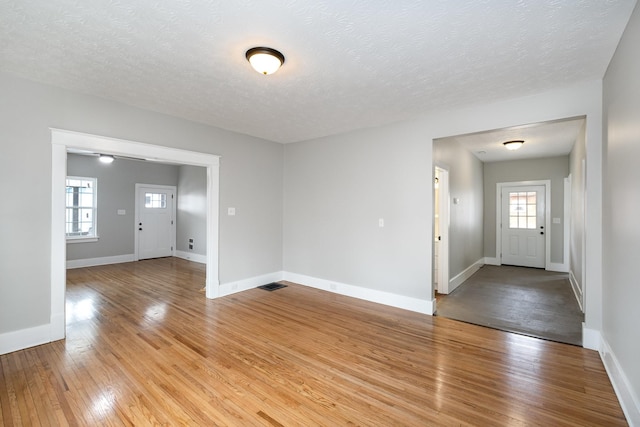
[66,176,97,240]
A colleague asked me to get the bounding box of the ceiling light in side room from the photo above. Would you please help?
[246,47,285,75]
[503,140,524,150]
[99,154,115,164]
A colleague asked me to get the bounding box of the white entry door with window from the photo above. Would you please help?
[501,185,546,268]
[136,184,176,260]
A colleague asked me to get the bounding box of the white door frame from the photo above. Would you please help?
[134,183,177,261]
[434,166,450,294]
[496,180,551,270]
[51,129,220,342]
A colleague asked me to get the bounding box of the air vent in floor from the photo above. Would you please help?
[257,282,287,291]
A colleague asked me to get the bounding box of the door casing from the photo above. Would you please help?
[434,166,450,293]
[51,129,220,343]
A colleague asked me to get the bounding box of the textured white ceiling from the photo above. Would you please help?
[441,117,585,163]
[0,1,636,143]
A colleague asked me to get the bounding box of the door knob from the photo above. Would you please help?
[139,227,143,231]
[540,231,544,235]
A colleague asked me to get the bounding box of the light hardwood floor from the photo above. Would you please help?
[0,258,627,426]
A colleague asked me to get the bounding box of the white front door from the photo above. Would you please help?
[501,185,545,268]
[137,185,175,260]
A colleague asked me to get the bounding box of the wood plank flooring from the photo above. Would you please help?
[0,258,627,426]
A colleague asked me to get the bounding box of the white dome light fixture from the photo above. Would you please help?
[503,140,524,151]
[99,154,115,164]
[246,47,285,75]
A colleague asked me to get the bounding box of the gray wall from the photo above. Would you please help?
[177,165,207,255]
[483,156,569,264]
[283,123,432,299]
[66,154,179,260]
[569,123,586,296]
[433,138,484,279]
[603,1,640,413]
[0,71,283,334]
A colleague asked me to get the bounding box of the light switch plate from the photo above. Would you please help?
[117,209,126,215]
[228,207,236,216]
[553,217,561,224]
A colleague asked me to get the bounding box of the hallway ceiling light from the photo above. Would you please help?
[246,47,285,75]
[99,154,115,164]
[503,140,524,150]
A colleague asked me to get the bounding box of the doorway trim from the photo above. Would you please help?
[434,166,450,293]
[134,183,177,261]
[51,129,220,341]
[496,180,551,270]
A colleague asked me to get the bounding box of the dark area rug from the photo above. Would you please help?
[436,265,584,346]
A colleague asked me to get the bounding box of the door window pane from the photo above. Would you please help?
[508,191,537,229]
[145,193,167,209]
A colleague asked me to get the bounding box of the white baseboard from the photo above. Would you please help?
[601,337,640,426]
[50,312,65,342]
[174,250,207,264]
[483,257,500,266]
[283,272,434,315]
[582,324,602,351]
[547,262,569,273]
[66,254,135,269]
[219,271,284,297]
[569,270,584,312]
[0,323,53,355]
[448,258,484,294]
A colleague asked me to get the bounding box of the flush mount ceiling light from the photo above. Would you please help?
[246,47,285,75]
[503,140,524,151]
[99,154,115,164]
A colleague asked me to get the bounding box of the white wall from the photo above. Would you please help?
[0,71,283,337]
[284,79,603,321]
[433,138,484,280]
[569,123,586,301]
[603,2,640,423]
[177,165,207,256]
[283,124,432,300]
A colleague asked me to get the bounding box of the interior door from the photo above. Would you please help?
[501,185,545,268]
[138,186,174,260]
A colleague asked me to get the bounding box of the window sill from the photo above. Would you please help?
[66,236,99,244]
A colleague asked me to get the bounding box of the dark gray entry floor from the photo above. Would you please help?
[435,265,584,346]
